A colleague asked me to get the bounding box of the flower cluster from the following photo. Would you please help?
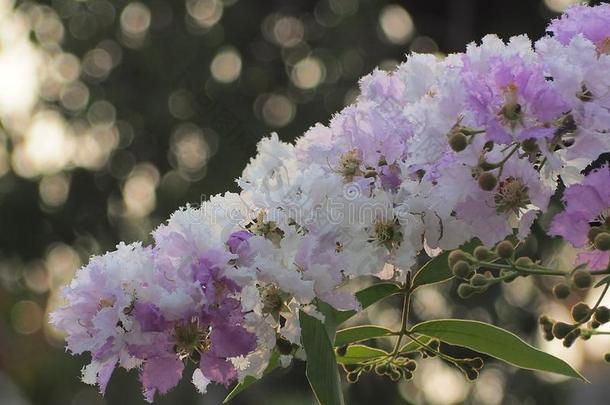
[52,4,610,402]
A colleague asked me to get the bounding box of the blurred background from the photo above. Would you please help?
[1,0,609,404]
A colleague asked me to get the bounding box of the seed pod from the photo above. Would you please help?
[562,329,581,348]
[478,172,498,191]
[572,270,592,289]
[495,240,514,259]
[552,283,571,300]
[571,302,591,323]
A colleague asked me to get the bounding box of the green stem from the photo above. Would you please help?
[391,272,412,356]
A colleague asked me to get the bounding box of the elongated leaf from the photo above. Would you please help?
[333,283,401,325]
[336,345,388,365]
[334,326,396,347]
[398,335,432,354]
[411,319,585,380]
[223,350,280,403]
[412,240,480,290]
[300,311,345,405]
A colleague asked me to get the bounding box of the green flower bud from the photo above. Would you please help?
[457,283,476,299]
[495,240,514,259]
[449,132,468,152]
[552,322,573,339]
[552,283,571,300]
[591,319,601,329]
[543,331,554,341]
[452,260,474,279]
[448,249,467,268]
[404,360,417,371]
[336,345,348,357]
[464,368,479,381]
[470,273,489,287]
[588,226,604,244]
[594,232,610,251]
[571,302,591,323]
[402,369,413,380]
[464,357,484,370]
[346,371,360,383]
[389,368,402,382]
[374,363,389,375]
[478,172,498,191]
[604,353,610,363]
[521,138,538,153]
[562,329,581,348]
[473,246,490,261]
[514,256,533,267]
[594,306,610,324]
[572,270,592,289]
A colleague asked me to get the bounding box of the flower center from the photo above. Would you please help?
[173,318,211,360]
[370,218,403,251]
[339,149,363,181]
[499,84,523,130]
[494,177,531,215]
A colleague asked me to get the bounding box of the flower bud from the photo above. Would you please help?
[594,232,610,251]
[470,273,489,287]
[562,329,581,348]
[521,138,538,153]
[478,172,498,191]
[552,283,570,299]
[464,368,479,381]
[453,260,474,279]
[588,226,603,243]
[346,371,360,383]
[514,256,533,267]
[572,270,592,289]
[473,246,490,261]
[402,369,414,380]
[604,353,610,363]
[495,240,514,259]
[448,250,467,268]
[336,345,348,357]
[594,306,610,324]
[449,132,468,152]
[591,319,601,329]
[457,283,476,299]
[552,322,573,339]
[571,303,591,323]
[404,360,417,371]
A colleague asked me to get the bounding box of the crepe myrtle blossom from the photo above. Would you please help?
[52,4,610,402]
[551,165,610,271]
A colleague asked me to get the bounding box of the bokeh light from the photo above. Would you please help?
[379,5,415,45]
[210,47,242,83]
[291,56,325,89]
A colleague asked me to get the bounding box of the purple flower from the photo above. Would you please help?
[550,165,610,270]
[226,230,254,254]
[548,4,610,51]
[462,53,567,144]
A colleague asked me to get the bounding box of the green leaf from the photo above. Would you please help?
[336,345,388,365]
[300,311,345,405]
[411,240,480,290]
[411,319,586,381]
[223,350,280,403]
[334,325,396,347]
[398,335,432,354]
[333,283,401,325]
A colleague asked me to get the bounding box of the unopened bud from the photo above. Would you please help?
[452,260,473,280]
[594,306,610,324]
[562,329,581,348]
[346,372,360,383]
[478,172,498,191]
[514,256,533,267]
[571,303,591,323]
[457,283,476,299]
[588,226,603,244]
[604,353,610,363]
[552,283,571,299]
[594,232,610,251]
[572,270,592,289]
[448,250,467,268]
[496,240,514,259]
[521,138,538,153]
[473,246,490,261]
[449,132,468,152]
[470,273,489,287]
[552,322,573,339]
